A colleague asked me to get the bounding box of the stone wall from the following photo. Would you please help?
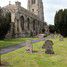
[2,1,47,38]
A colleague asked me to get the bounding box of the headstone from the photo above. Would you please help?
[54,32,57,38]
[26,39,33,53]
[51,34,55,38]
[42,40,54,54]
[59,34,63,41]
[38,34,44,39]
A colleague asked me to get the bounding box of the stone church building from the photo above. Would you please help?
[2,0,48,38]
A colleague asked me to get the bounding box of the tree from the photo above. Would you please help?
[49,25,55,33]
[54,9,67,37]
[0,10,11,39]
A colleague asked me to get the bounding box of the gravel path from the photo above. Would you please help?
[0,38,46,55]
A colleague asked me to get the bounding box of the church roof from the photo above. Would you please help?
[2,1,44,22]
[2,4,17,13]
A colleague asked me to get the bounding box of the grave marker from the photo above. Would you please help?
[59,34,64,41]
[26,39,33,53]
[42,40,54,54]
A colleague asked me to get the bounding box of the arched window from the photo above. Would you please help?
[27,18,30,30]
[32,0,36,4]
[33,20,35,30]
[20,16,24,30]
[17,20,19,32]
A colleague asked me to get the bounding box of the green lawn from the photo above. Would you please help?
[0,38,28,49]
[0,38,38,49]
[1,38,67,67]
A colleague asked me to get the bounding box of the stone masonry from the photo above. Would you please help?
[2,0,47,38]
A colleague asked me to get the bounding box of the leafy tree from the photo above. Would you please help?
[49,25,55,33]
[54,9,67,37]
[0,9,11,39]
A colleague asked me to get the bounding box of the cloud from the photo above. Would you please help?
[43,0,67,24]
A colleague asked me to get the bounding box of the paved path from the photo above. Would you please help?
[0,38,46,55]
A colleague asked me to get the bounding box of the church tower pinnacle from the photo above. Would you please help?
[27,0,44,21]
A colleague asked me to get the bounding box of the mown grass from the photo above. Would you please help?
[0,38,38,49]
[0,38,28,49]
[1,37,67,67]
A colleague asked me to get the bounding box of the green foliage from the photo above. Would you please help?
[49,25,55,33]
[30,31,34,37]
[54,9,67,37]
[0,9,11,39]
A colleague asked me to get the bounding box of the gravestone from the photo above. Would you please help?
[42,40,54,54]
[59,34,63,41]
[38,34,44,39]
[26,39,33,53]
[51,34,55,38]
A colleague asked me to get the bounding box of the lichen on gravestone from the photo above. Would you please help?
[26,38,33,53]
[59,34,64,41]
[42,40,54,54]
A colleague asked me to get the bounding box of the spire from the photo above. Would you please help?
[15,1,21,7]
[9,1,11,5]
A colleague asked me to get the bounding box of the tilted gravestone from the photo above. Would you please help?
[42,40,54,54]
[26,39,33,53]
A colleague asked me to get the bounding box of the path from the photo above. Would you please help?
[0,38,46,55]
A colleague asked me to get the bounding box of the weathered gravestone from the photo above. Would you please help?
[59,34,63,41]
[26,39,33,53]
[42,40,54,54]
[51,34,55,39]
[38,34,44,39]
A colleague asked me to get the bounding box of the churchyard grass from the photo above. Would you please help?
[1,37,67,67]
[0,38,38,49]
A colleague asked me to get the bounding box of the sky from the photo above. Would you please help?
[0,0,67,25]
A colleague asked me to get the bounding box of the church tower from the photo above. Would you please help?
[27,0,44,21]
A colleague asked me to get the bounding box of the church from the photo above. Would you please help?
[2,0,48,38]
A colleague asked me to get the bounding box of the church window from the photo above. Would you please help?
[17,20,19,32]
[27,18,30,30]
[32,0,36,4]
[33,20,35,30]
[32,9,34,12]
[20,16,24,30]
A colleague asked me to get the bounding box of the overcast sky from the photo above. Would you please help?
[0,0,67,25]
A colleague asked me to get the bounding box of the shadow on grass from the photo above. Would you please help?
[32,50,38,53]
